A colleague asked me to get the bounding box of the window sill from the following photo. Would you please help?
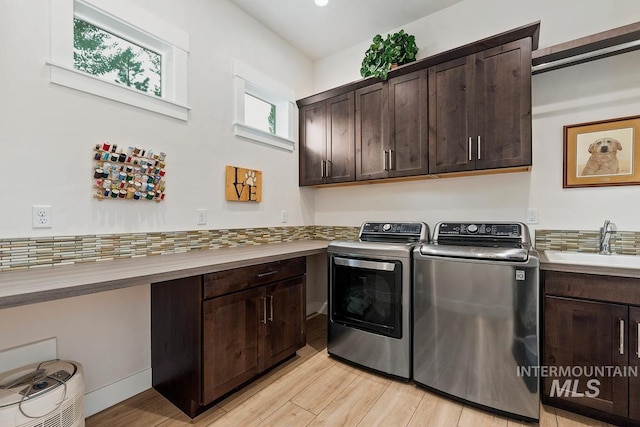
[233,123,296,151]
[47,61,190,121]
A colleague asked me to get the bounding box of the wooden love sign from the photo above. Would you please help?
[225,165,262,202]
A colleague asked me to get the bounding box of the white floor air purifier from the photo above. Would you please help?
[0,360,84,427]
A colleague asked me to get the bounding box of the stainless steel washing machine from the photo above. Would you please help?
[328,221,429,379]
[413,221,539,421]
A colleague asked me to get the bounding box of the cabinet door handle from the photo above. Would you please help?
[383,150,388,171]
[637,322,640,358]
[268,295,274,322]
[261,297,267,324]
[389,149,394,171]
[321,160,326,178]
[257,270,278,278]
[468,137,472,161]
[620,319,625,355]
[326,160,331,177]
[477,136,481,160]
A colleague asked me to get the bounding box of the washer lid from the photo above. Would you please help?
[0,360,77,408]
[418,244,531,262]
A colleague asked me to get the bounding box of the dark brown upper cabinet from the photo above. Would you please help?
[428,38,532,173]
[297,22,540,187]
[299,92,354,186]
[355,82,388,180]
[355,71,429,181]
[388,70,429,178]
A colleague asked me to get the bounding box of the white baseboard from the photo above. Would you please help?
[84,368,152,417]
[306,301,327,316]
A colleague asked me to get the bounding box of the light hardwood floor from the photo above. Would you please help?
[86,315,614,427]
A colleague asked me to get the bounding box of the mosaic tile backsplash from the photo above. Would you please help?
[0,226,359,272]
[4,227,637,272]
[535,229,640,256]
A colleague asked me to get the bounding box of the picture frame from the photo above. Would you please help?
[563,115,640,188]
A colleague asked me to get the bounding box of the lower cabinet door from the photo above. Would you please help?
[202,286,264,405]
[264,276,306,369]
[629,307,640,421]
[544,296,628,417]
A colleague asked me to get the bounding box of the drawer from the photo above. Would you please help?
[203,257,306,299]
[544,270,640,305]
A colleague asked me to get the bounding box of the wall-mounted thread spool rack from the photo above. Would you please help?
[93,142,166,202]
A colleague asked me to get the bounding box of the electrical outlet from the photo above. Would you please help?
[280,210,288,224]
[32,205,52,229]
[526,208,538,225]
[197,209,207,226]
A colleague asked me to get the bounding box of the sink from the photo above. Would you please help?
[543,250,640,269]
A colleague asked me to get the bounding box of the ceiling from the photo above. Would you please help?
[229,0,462,60]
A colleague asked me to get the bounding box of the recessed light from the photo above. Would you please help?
[315,0,328,6]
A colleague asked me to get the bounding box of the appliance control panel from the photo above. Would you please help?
[362,222,424,234]
[359,222,429,243]
[437,222,522,238]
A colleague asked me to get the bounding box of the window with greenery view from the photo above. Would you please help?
[244,93,276,135]
[233,60,296,150]
[74,18,162,97]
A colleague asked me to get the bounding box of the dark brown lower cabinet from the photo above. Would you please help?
[152,257,306,418]
[629,307,640,421]
[544,296,628,416]
[264,277,306,368]
[543,270,640,425]
[201,286,263,405]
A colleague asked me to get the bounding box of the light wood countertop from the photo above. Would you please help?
[0,240,329,309]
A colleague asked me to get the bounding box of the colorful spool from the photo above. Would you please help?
[93,143,165,202]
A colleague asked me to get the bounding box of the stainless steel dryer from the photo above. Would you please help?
[413,221,539,421]
[328,221,429,379]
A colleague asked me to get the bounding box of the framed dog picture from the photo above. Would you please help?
[563,115,640,188]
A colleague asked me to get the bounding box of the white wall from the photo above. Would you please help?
[0,0,315,416]
[0,0,314,239]
[0,286,150,415]
[313,0,640,235]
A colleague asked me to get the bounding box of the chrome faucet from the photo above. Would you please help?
[599,220,617,255]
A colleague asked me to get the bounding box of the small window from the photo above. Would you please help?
[233,61,297,151]
[49,0,189,120]
[244,94,276,134]
[73,18,162,97]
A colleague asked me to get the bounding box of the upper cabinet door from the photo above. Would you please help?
[326,92,355,183]
[388,70,429,178]
[355,82,389,181]
[428,38,532,174]
[428,55,475,174]
[475,38,532,170]
[299,101,327,186]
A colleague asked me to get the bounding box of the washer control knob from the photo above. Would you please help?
[382,223,392,232]
[467,224,479,233]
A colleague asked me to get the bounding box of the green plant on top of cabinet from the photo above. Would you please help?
[428,38,532,173]
[355,70,429,181]
[299,92,355,186]
[360,30,419,81]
